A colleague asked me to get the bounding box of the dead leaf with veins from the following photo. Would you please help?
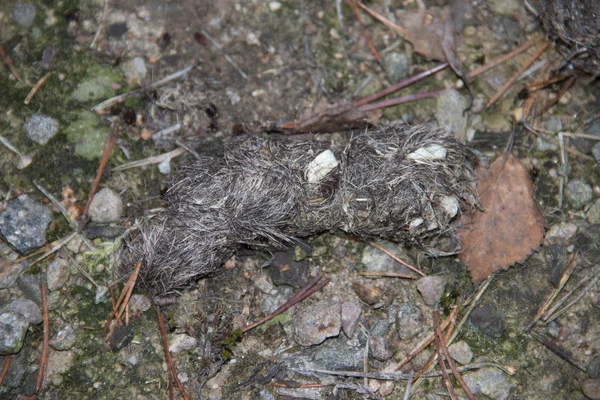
[459,152,546,283]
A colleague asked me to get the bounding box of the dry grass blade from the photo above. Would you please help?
[157,306,190,400]
[369,242,425,277]
[112,148,185,171]
[357,271,417,279]
[467,37,543,79]
[36,276,49,393]
[24,72,52,105]
[356,1,406,36]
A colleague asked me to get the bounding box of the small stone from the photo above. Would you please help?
[124,354,139,367]
[587,198,600,224]
[341,301,362,338]
[544,222,578,247]
[107,324,133,351]
[0,195,52,254]
[158,157,171,175]
[592,142,600,162]
[565,179,593,210]
[24,114,59,145]
[226,88,240,105]
[384,52,409,83]
[246,32,260,46]
[269,2,282,12]
[49,325,76,350]
[0,312,28,355]
[0,258,26,289]
[470,303,504,338]
[0,299,41,325]
[129,294,151,313]
[464,367,515,400]
[379,381,394,396]
[17,274,41,304]
[305,150,339,184]
[352,281,383,305]
[293,301,341,347]
[416,276,447,306]
[436,89,469,142]
[121,57,147,87]
[407,144,447,161]
[266,250,308,288]
[47,258,70,291]
[448,340,473,365]
[106,22,128,38]
[369,336,393,361]
[260,285,294,315]
[396,302,423,340]
[88,188,123,223]
[11,2,36,28]
[169,334,197,353]
[587,356,600,379]
[583,379,600,399]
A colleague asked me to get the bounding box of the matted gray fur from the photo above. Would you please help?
[119,124,478,297]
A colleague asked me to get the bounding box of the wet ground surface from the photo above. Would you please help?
[1,0,600,399]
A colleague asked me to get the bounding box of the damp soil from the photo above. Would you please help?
[0,0,600,399]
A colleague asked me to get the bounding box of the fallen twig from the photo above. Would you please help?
[467,37,544,79]
[346,0,382,63]
[241,273,330,333]
[24,72,52,105]
[92,64,195,113]
[0,44,25,84]
[433,310,475,400]
[356,1,406,36]
[79,124,120,232]
[536,75,576,117]
[357,271,417,279]
[112,147,185,171]
[103,262,142,339]
[36,275,49,393]
[529,330,586,371]
[357,89,444,112]
[0,355,11,386]
[486,41,551,108]
[545,269,600,324]
[157,306,190,400]
[368,242,425,277]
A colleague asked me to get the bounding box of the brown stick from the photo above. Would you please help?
[396,307,458,371]
[467,37,543,79]
[103,262,141,338]
[433,324,458,400]
[368,242,425,277]
[241,273,330,333]
[24,72,52,105]
[354,64,447,107]
[357,271,417,279]
[358,89,444,112]
[0,355,11,386]
[356,1,406,36]
[346,0,382,63]
[79,124,120,232]
[36,277,49,393]
[486,41,551,108]
[536,75,576,117]
[0,45,24,84]
[433,310,475,399]
[157,306,190,400]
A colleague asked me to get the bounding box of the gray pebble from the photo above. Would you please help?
[17,274,41,305]
[582,379,600,400]
[448,340,473,365]
[11,2,36,28]
[0,195,52,254]
[49,324,76,350]
[259,389,276,400]
[293,301,341,347]
[436,89,469,142]
[24,114,59,145]
[47,258,70,291]
[361,241,413,276]
[592,142,600,163]
[463,367,515,400]
[396,302,423,340]
[0,299,41,325]
[565,179,593,210]
[0,258,26,289]
[369,335,393,361]
[129,294,152,313]
[588,198,600,224]
[88,188,123,223]
[0,312,29,355]
[588,356,600,379]
[416,276,447,306]
[341,301,362,338]
[124,354,139,367]
[260,285,294,315]
[384,52,409,83]
[169,334,197,353]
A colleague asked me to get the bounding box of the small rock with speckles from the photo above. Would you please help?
[88,188,123,223]
[416,276,447,306]
[11,2,36,28]
[0,312,29,355]
[448,340,473,365]
[169,334,197,353]
[49,324,76,350]
[0,299,41,325]
[583,379,600,399]
[24,114,59,145]
[341,301,362,338]
[396,302,423,340]
[0,195,52,254]
[464,367,515,400]
[565,179,593,210]
[369,336,393,361]
[293,301,341,347]
[47,258,70,291]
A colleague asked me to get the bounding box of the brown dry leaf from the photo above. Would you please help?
[459,152,545,283]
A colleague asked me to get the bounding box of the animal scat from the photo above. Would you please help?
[119,124,478,297]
